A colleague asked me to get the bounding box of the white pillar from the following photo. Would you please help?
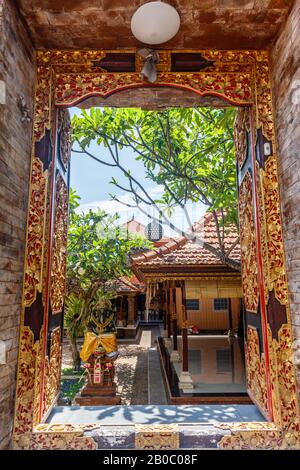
[179,371,194,393]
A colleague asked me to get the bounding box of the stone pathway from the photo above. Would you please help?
[115,327,167,405]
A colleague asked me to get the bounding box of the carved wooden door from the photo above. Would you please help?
[40,108,71,419]
[235,107,291,422]
[235,107,271,419]
[17,108,71,429]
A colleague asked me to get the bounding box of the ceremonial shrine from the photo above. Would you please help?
[1,0,300,452]
[75,340,120,406]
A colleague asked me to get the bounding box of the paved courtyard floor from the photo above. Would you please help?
[55,326,265,428]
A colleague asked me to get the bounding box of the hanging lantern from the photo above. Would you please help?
[145,220,163,241]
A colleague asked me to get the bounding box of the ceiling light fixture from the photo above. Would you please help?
[131,1,180,45]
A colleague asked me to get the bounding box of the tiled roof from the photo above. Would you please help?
[105,275,144,293]
[132,212,240,269]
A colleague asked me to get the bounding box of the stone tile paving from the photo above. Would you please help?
[115,343,148,405]
[48,404,265,425]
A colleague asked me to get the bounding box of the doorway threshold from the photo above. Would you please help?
[47,404,265,426]
[46,404,265,449]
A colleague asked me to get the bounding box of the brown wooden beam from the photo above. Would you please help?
[93,53,135,72]
[181,281,189,372]
[171,53,214,72]
[166,282,171,339]
[228,297,233,331]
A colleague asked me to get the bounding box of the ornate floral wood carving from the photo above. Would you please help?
[262,157,288,305]
[234,107,250,169]
[272,325,300,431]
[217,425,300,450]
[23,157,48,307]
[245,327,268,418]
[239,172,259,313]
[54,71,252,108]
[201,50,275,142]
[42,327,62,417]
[41,166,52,307]
[14,326,43,435]
[244,323,299,431]
[135,424,179,450]
[255,165,269,306]
[34,66,52,141]
[37,50,107,66]
[14,424,97,450]
[32,329,44,427]
[57,109,72,169]
[50,176,68,314]
[218,322,300,449]
[135,50,171,74]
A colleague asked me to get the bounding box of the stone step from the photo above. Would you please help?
[74,396,121,406]
[80,385,117,397]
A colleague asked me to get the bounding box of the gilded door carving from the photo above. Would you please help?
[235,107,299,429]
[14,107,71,434]
[13,50,299,448]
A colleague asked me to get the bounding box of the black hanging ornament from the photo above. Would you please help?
[145,220,163,241]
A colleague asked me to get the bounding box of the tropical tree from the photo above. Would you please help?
[65,188,152,369]
[71,106,240,271]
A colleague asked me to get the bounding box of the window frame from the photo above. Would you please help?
[213,298,229,312]
[216,348,232,374]
[185,298,201,311]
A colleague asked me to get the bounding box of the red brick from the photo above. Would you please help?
[271,0,300,402]
[0,0,35,450]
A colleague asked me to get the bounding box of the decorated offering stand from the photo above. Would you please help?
[75,332,121,406]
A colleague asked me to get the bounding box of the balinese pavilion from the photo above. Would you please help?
[132,213,246,401]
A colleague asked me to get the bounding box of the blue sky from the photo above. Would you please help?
[69,107,207,236]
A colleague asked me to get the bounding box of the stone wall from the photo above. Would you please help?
[0,0,35,449]
[271,0,300,401]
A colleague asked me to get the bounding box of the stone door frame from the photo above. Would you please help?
[12,50,300,450]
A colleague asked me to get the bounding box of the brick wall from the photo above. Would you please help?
[0,0,35,449]
[79,87,231,110]
[271,0,300,400]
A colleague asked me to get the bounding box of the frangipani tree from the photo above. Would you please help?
[65,189,152,369]
[72,106,240,271]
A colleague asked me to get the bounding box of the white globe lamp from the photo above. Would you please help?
[131,1,180,45]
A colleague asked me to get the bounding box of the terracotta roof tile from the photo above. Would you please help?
[105,276,144,293]
[132,212,240,269]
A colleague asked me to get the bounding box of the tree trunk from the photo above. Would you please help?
[68,334,81,371]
